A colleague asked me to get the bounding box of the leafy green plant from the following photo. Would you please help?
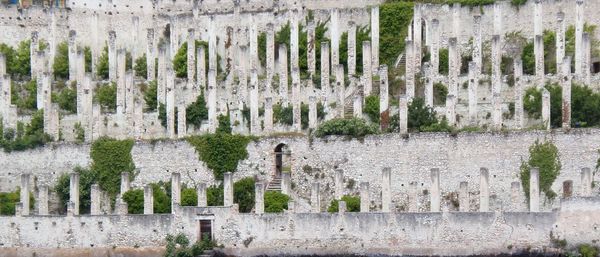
[0,189,34,215]
[0,110,51,152]
[96,46,109,79]
[520,139,561,201]
[314,118,378,138]
[53,42,69,80]
[143,80,158,111]
[327,195,360,213]
[90,137,135,200]
[380,1,414,66]
[74,122,85,143]
[433,82,448,106]
[134,54,148,79]
[163,233,216,257]
[233,177,255,213]
[95,82,117,112]
[340,25,371,74]
[186,133,252,180]
[11,80,37,110]
[363,95,380,123]
[122,189,144,214]
[152,183,171,213]
[438,48,449,75]
[186,93,208,128]
[216,114,232,134]
[52,81,77,113]
[264,191,290,213]
[54,166,96,214]
[181,187,197,206]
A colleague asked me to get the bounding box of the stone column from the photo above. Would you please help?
[157,45,167,106]
[171,172,181,211]
[371,6,379,70]
[20,174,30,216]
[208,69,217,133]
[68,30,77,81]
[120,172,130,200]
[423,63,433,107]
[30,31,39,79]
[250,24,259,71]
[144,184,154,214]
[479,168,489,212]
[492,93,502,131]
[542,88,551,130]
[468,62,478,126]
[362,41,372,96]
[309,96,317,129]
[446,95,456,126]
[491,34,501,96]
[583,33,591,85]
[580,167,592,196]
[353,94,363,118]
[379,66,389,131]
[330,9,340,69]
[266,23,275,80]
[381,167,391,212]
[431,19,440,76]
[334,169,344,200]
[116,49,126,115]
[38,185,48,215]
[409,181,418,212]
[279,44,289,106]
[224,172,233,206]
[360,182,369,213]
[131,17,140,68]
[561,56,572,129]
[195,183,207,207]
[146,29,155,81]
[473,15,482,75]
[290,11,300,72]
[311,182,320,213]
[405,40,415,101]
[209,20,217,72]
[166,68,176,138]
[452,3,461,38]
[347,21,357,76]
[197,46,206,90]
[534,0,543,36]
[459,181,469,212]
[321,41,331,101]
[511,182,522,211]
[306,22,316,76]
[255,182,264,214]
[493,4,502,37]
[281,173,291,195]
[178,103,187,138]
[448,38,459,97]
[514,59,524,129]
[430,168,440,212]
[108,31,117,82]
[575,0,584,75]
[413,4,422,71]
[264,97,273,133]
[335,65,345,117]
[70,172,80,215]
[399,95,408,135]
[238,46,248,102]
[530,167,540,212]
[187,29,196,84]
[556,12,565,73]
[534,35,545,82]
[90,184,100,215]
[250,70,259,134]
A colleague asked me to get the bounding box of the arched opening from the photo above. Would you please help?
[274,143,291,177]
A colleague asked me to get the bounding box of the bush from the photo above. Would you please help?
[216,114,232,134]
[522,30,556,75]
[164,233,216,257]
[90,137,135,200]
[380,1,414,66]
[84,46,92,73]
[186,93,208,128]
[363,95,380,123]
[264,191,290,213]
[152,183,171,213]
[233,177,255,213]
[327,195,360,213]
[181,187,197,206]
[13,40,31,79]
[578,244,599,257]
[0,110,51,152]
[314,118,378,138]
[438,48,449,75]
[122,189,144,214]
[408,97,439,131]
[340,26,370,74]
[54,166,96,214]
[53,42,69,80]
[52,81,77,113]
[523,87,542,118]
[433,82,448,106]
[95,82,117,112]
[143,80,158,111]
[12,80,37,110]
[186,133,252,180]
[207,185,224,206]
[0,190,20,215]
[134,54,147,79]
[96,46,109,79]
[520,139,561,201]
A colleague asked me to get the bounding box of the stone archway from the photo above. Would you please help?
[274,143,291,177]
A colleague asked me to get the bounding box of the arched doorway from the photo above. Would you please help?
[274,143,291,177]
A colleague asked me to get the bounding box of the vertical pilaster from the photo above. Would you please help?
[581,167,592,196]
[311,182,321,213]
[330,9,340,69]
[492,93,502,131]
[431,19,440,76]
[362,41,372,96]
[371,6,379,70]
[335,65,345,117]
[20,174,30,216]
[514,59,524,129]
[575,0,584,75]
[347,21,356,76]
[290,11,299,72]
[91,184,101,215]
[334,169,344,200]
[306,22,316,76]
[530,167,540,212]
[197,183,207,207]
[413,4,422,70]
[556,12,565,73]
[448,38,459,97]
[360,182,369,213]
[146,29,156,81]
[534,35,545,82]
[264,97,273,133]
[68,30,77,81]
[281,173,291,195]
[381,167,391,212]
[430,168,440,212]
[409,181,418,212]
[353,94,363,118]
[177,103,187,138]
[479,168,489,212]
[491,35,501,95]
[308,96,317,129]
[279,44,289,106]
[69,172,80,215]
[561,56,572,129]
[459,181,469,212]
[120,172,130,201]
[446,95,456,126]
[250,69,259,134]
[452,4,460,39]
[208,69,217,133]
[473,16,482,75]
[38,185,48,215]
[583,33,591,85]
[533,0,543,36]
[166,68,176,138]
[187,29,196,84]
[197,46,206,91]
[171,172,181,211]
[255,182,264,214]
[542,88,551,130]
[399,95,408,135]
[379,66,389,131]
[144,184,154,214]
[405,40,415,101]
[108,31,117,81]
[321,42,330,101]
[266,23,276,80]
[468,62,478,126]
[224,172,233,206]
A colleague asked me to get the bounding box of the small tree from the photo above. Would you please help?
[520,139,561,201]
[134,54,148,79]
[264,191,290,213]
[96,46,109,79]
[186,93,208,128]
[95,82,117,112]
[122,189,144,214]
[53,42,69,80]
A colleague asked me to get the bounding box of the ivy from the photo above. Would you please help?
[186,133,252,180]
[186,93,208,128]
[520,139,561,201]
[327,195,360,213]
[95,82,117,113]
[264,191,290,213]
[363,95,380,124]
[173,41,209,78]
[340,26,371,74]
[90,137,135,199]
[380,1,414,66]
[314,118,378,138]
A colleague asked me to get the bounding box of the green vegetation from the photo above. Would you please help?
[143,80,158,111]
[53,42,69,80]
[340,26,371,74]
[122,189,144,214]
[521,30,556,75]
[173,41,209,78]
[233,177,255,213]
[216,114,232,134]
[52,81,77,113]
[0,110,52,152]
[363,95,380,123]
[134,54,148,79]
[95,82,117,113]
[0,189,34,215]
[96,46,109,80]
[272,103,325,129]
[389,98,452,133]
[380,1,414,66]
[520,139,561,201]
[327,195,360,213]
[54,166,96,213]
[264,191,290,213]
[576,244,599,257]
[11,80,37,111]
[186,93,208,128]
[314,118,378,138]
[84,46,92,73]
[433,82,448,106]
[163,233,216,257]
[438,48,449,75]
[91,137,135,198]
[0,40,31,79]
[152,182,172,213]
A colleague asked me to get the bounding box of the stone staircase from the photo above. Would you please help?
[343,81,364,119]
[266,175,282,191]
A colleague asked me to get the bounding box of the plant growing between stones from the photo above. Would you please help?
[520,139,561,201]
[327,195,360,213]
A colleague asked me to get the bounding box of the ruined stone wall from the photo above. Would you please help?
[1,129,598,213]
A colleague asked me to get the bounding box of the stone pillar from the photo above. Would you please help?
[193,183,206,208]
[473,15,482,75]
[542,88,551,130]
[583,33,591,85]
[292,71,302,132]
[347,21,357,76]
[250,24,259,71]
[514,59,524,129]
[171,172,181,211]
[452,3,460,38]
[459,181,469,212]
[413,4,422,70]
[371,6,379,70]
[362,41,372,96]
[330,9,340,69]
[187,29,196,84]
[91,184,101,215]
[238,46,248,102]
[197,46,206,90]
[177,103,187,138]
[120,172,130,200]
[20,174,30,216]
[468,62,478,126]
[255,182,264,214]
[116,49,126,115]
[381,167,391,212]
[575,0,584,75]
[224,172,233,206]
[157,45,167,106]
[399,95,408,135]
[279,44,289,106]
[563,180,573,198]
[38,185,48,215]
[479,168,489,212]
[492,92,502,131]
[266,23,275,80]
[446,95,456,126]
[334,169,344,200]
[534,0,543,36]
[207,69,217,133]
[250,70,259,134]
[321,42,330,101]
[491,35,501,96]
[448,38,459,97]
[529,167,540,212]
[306,22,316,76]
[311,182,320,213]
[338,201,347,214]
[70,172,80,215]
[353,94,363,118]
[68,30,77,81]
[430,19,440,76]
[405,40,415,101]
[561,56,572,129]
[556,12,565,73]
[335,65,345,117]
[423,63,433,107]
[264,97,273,133]
[379,66,389,131]
[430,168,440,212]
[108,31,117,82]
[281,172,291,195]
[534,35,545,82]
[30,31,39,79]
[493,4,502,37]
[166,68,176,138]
[581,167,592,197]
[209,20,217,72]
[360,182,369,213]
[144,184,154,214]
[290,11,300,72]
[409,181,418,212]
[511,182,522,211]
[146,29,155,81]
[309,96,317,129]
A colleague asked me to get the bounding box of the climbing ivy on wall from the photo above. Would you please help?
[520,139,561,201]
[90,137,135,198]
[186,133,253,180]
[380,1,414,67]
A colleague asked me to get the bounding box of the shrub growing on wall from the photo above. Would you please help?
[90,137,135,199]
[264,191,290,213]
[143,80,158,112]
[134,54,148,79]
[0,110,51,152]
[363,95,380,124]
[327,195,360,213]
[12,80,38,111]
[54,166,97,214]
[186,93,208,128]
[122,189,144,214]
[152,183,171,213]
[96,46,109,80]
[186,133,252,180]
[52,81,77,113]
[53,42,69,80]
[314,118,378,138]
[520,139,561,201]
[181,187,197,206]
[95,82,117,113]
